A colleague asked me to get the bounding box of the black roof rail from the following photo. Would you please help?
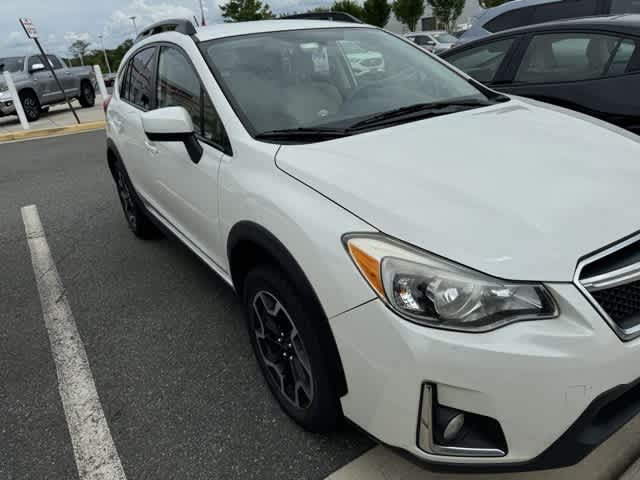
[282,12,364,23]
[135,18,198,43]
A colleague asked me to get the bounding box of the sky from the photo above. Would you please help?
[1,0,331,58]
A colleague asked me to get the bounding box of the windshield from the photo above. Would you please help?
[432,33,458,44]
[0,57,25,74]
[200,28,490,136]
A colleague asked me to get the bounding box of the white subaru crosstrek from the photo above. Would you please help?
[106,18,640,471]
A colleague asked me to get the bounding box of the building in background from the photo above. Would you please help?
[385,0,481,33]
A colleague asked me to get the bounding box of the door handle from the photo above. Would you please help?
[65,72,72,75]
[144,141,159,155]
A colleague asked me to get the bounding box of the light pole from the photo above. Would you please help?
[199,0,206,26]
[98,34,112,74]
[130,16,138,36]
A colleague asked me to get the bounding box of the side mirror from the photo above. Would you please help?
[31,63,46,73]
[142,106,203,163]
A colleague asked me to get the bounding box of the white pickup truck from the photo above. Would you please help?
[0,54,96,121]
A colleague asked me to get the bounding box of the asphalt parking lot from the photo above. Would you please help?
[2,130,640,480]
[0,131,371,479]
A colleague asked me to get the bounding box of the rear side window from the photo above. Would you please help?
[515,33,620,83]
[610,0,640,13]
[446,38,516,83]
[124,48,156,110]
[157,46,230,152]
[608,39,638,75]
[484,7,533,33]
[530,0,597,23]
[47,55,63,69]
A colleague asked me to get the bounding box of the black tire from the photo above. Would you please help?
[244,265,343,432]
[111,159,159,239]
[78,81,95,108]
[19,91,41,122]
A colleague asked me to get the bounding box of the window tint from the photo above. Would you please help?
[446,38,516,82]
[119,62,132,100]
[608,39,638,75]
[610,0,640,13]
[157,47,203,132]
[47,55,63,69]
[127,48,156,110]
[28,55,45,70]
[157,46,229,150]
[414,36,434,46]
[515,33,619,83]
[530,0,597,24]
[484,7,533,33]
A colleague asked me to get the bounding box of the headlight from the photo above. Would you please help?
[344,234,558,332]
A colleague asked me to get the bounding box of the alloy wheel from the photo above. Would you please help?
[23,97,38,120]
[253,290,314,409]
[116,170,137,229]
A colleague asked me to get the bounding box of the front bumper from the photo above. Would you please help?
[329,283,640,470]
[0,93,16,116]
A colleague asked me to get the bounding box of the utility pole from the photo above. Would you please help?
[130,16,138,36]
[199,0,207,26]
[98,34,112,74]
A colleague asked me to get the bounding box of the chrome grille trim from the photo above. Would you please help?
[574,232,640,342]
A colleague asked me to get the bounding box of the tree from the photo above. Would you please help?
[479,0,511,7]
[391,0,424,31]
[331,0,365,20]
[427,0,465,31]
[69,40,91,66]
[220,0,274,21]
[363,0,391,27]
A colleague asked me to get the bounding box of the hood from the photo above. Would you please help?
[275,98,640,282]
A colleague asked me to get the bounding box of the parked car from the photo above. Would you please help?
[442,15,640,133]
[405,31,458,54]
[106,18,640,471]
[0,54,96,121]
[338,40,386,76]
[458,0,640,44]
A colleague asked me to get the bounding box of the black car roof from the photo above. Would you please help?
[442,14,640,56]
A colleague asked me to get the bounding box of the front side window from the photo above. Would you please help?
[432,33,458,44]
[201,28,493,136]
[515,33,620,83]
[28,55,46,70]
[413,35,434,46]
[610,0,640,13]
[446,38,516,83]
[157,46,229,151]
[127,48,156,110]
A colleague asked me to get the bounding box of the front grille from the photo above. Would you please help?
[591,281,640,330]
[577,235,640,341]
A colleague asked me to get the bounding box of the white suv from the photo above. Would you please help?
[106,18,640,471]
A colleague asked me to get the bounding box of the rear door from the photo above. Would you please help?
[49,56,77,96]
[150,44,231,265]
[499,32,640,130]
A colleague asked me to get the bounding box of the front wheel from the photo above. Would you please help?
[244,265,343,432]
[111,159,158,239]
[19,91,41,121]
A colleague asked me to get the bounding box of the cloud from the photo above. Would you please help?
[64,31,92,44]
[107,0,198,38]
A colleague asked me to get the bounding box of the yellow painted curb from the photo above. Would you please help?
[0,120,105,143]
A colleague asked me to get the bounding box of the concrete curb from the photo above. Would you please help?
[0,121,105,143]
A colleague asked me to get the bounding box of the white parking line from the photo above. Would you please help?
[21,205,127,480]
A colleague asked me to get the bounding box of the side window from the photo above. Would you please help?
[445,38,516,83]
[128,48,156,110]
[157,46,230,151]
[608,39,638,75]
[610,0,640,13]
[484,7,534,33]
[119,61,132,100]
[530,0,597,24]
[47,55,63,69]
[414,36,434,46]
[28,55,44,70]
[515,33,619,83]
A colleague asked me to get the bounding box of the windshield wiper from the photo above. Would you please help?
[348,99,494,130]
[255,127,350,142]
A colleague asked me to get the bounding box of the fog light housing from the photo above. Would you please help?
[418,384,507,457]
